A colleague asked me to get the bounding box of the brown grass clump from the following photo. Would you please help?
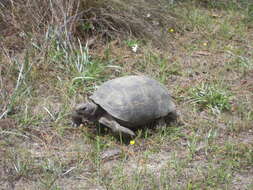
[0,0,176,52]
[75,0,176,43]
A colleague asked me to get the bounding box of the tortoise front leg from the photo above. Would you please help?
[98,114,135,137]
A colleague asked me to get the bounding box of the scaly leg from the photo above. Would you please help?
[98,114,135,137]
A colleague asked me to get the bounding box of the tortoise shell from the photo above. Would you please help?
[90,75,175,126]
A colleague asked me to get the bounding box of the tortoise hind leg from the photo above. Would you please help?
[165,110,178,123]
[156,110,179,129]
[98,114,135,137]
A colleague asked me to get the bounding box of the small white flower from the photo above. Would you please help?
[19,32,26,38]
[131,44,138,53]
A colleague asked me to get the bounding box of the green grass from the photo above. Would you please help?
[189,82,232,114]
[0,0,253,189]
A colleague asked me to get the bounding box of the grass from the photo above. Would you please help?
[1,0,253,189]
[189,82,232,114]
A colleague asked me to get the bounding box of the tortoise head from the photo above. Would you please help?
[72,102,98,125]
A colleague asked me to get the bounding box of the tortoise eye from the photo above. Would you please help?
[80,107,87,111]
[76,104,87,111]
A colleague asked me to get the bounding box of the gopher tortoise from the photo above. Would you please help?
[72,75,177,137]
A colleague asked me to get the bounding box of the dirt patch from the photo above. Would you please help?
[0,118,16,130]
[232,170,253,190]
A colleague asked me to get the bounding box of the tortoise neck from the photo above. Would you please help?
[88,104,104,121]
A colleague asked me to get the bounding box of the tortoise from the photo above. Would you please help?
[72,75,177,137]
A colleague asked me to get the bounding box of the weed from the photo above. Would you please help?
[187,9,214,33]
[222,143,253,168]
[244,3,253,25]
[124,39,140,48]
[205,164,232,187]
[225,53,253,72]
[217,20,235,40]
[157,126,183,143]
[186,133,199,157]
[124,39,141,53]
[198,0,250,11]
[189,82,232,114]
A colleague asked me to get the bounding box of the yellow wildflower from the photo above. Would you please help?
[169,28,174,33]
[130,140,135,145]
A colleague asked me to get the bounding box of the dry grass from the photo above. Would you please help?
[1,0,253,189]
[0,0,175,53]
